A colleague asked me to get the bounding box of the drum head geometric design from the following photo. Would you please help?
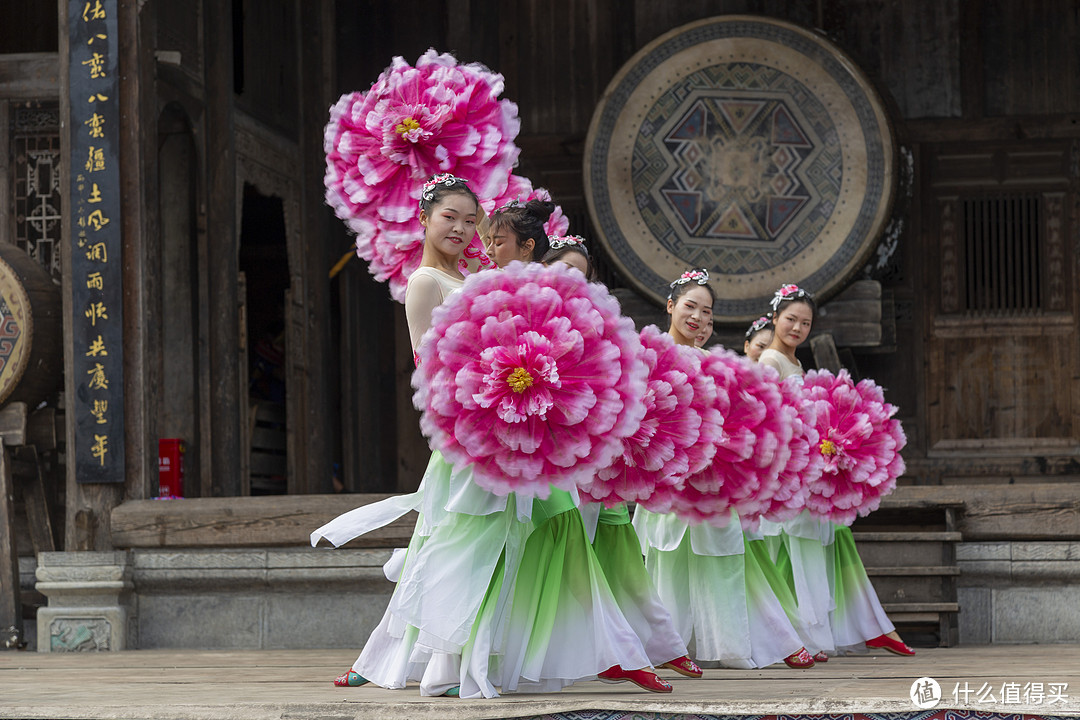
[585,16,896,322]
[0,256,31,405]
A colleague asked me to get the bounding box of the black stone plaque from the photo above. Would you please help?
[68,0,125,483]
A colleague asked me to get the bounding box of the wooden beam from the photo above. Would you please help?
[107,483,1080,550]
[0,53,59,97]
[0,403,27,447]
[879,484,1080,541]
[110,494,417,548]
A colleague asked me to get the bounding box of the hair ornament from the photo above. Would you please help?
[669,268,710,289]
[769,283,813,312]
[493,198,525,214]
[745,315,774,340]
[418,173,470,210]
[548,234,588,255]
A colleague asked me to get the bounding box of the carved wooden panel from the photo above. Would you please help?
[939,197,959,313]
[926,141,1078,458]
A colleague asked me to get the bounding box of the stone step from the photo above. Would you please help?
[881,602,960,613]
[851,531,963,542]
[867,574,957,603]
[865,565,961,576]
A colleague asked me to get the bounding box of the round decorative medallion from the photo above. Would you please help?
[0,256,31,404]
[585,15,896,322]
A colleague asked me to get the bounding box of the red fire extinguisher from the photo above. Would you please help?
[158,438,185,498]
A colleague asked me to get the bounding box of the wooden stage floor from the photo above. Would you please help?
[2,645,1079,720]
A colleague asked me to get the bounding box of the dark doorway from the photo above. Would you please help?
[239,183,289,494]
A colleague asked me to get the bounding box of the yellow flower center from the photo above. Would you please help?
[507,367,534,394]
[819,439,838,456]
[395,117,421,135]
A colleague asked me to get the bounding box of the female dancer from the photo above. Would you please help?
[482,208,673,693]
[743,316,773,361]
[746,312,833,662]
[316,174,532,697]
[542,235,703,681]
[760,284,914,657]
[633,269,815,670]
[540,234,591,276]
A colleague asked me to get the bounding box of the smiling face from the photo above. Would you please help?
[694,320,714,348]
[485,226,534,267]
[667,285,714,346]
[772,300,813,350]
[744,328,773,361]
[419,192,478,260]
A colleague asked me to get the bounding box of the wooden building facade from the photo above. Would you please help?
[1,0,1078,651]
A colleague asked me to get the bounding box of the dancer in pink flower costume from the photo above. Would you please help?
[759,284,915,659]
[323,49,520,301]
[314,174,540,698]
[539,242,704,684]
[633,270,814,671]
[540,234,592,277]
[743,316,774,362]
[413,260,648,500]
[457,220,671,694]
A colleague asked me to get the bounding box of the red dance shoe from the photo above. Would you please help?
[813,651,829,663]
[333,669,368,687]
[783,647,816,668]
[660,655,703,678]
[866,634,916,656]
[599,665,673,693]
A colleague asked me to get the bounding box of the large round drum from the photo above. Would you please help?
[585,16,897,322]
[0,244,62,407]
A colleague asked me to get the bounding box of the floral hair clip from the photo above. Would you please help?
[493,198,525,214]
[745,315,773,340]
[769,283,813,312]
[418,173,470,210]
[669,268,710,289]
[548,235,588,254]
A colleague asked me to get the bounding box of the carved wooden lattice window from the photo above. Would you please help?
[12,103,62,278]
[959,194,1042,313]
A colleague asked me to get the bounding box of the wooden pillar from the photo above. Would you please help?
[204,0,241,496]
[59,0,125,550]
[119,0,160,501]
[296,0,336,493]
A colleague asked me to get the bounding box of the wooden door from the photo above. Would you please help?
[923,141,1080,480]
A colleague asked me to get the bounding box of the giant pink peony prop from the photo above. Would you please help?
[656,348,793,527]
[801,369,907,525]
[324,49,520,301]
[412,262,647,499]
[580,326,724,509]
[758,371,822,523]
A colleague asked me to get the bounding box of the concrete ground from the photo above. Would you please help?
[1,645,1079,719]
